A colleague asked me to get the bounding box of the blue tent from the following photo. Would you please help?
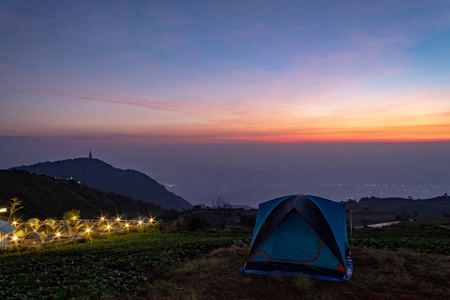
[240,194,353,281]
[0,220,16,249]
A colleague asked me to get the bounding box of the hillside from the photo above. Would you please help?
[15,158,192,210]
[0,169,167,220]
[342,196,450,218]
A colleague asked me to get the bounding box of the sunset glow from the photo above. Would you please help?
[1,1,450,144]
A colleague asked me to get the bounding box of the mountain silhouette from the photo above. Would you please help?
[342,196,450,217]
[0,169,165,220]
[15,158,192,210]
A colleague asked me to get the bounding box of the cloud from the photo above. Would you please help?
[2,88,198,113]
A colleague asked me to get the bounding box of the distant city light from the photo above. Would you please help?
[0,207,7,213]
[116,218,120,222]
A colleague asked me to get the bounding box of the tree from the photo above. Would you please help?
[63,209,81,221]
[184,215,210,231]
[192,205,203,211]
[7,197,24,222]
[172,218,184,231]
[211,197,232,229]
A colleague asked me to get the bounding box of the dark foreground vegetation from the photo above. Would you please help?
[1,219,449,299]
[0,230,250,299]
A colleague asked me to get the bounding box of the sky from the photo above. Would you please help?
[1,1,450,206]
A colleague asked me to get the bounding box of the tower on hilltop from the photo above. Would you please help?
[89,150,93,159]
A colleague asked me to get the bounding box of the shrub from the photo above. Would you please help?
[184,215,210,231]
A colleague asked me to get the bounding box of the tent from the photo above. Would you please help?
[13,223,34,237]
[0,220,16,248]
[74,220,91,233]
[37,224,56,237]
[60,220,71,225]
[240,194,353,281]
[93,220,110,231]
[27,218,41,230]
[44,219,57,227]
[22,232,45,245]
[54,224,74,238]
[0,220,16,235]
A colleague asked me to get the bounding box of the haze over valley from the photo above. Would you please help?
[2,140,449,207]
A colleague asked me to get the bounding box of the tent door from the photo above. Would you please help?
[271,211,322,263]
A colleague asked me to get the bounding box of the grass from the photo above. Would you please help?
[1,219,449,299]
[351,218,450,255]
[134,245,449,300]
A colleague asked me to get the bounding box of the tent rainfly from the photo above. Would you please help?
[240,194,353,281]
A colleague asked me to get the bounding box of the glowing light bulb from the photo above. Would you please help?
[107,225,110,229]
[150,218,153,223]
[86,229,90,233]
[139,221,142,224]
[101,217,105,221]
[13,236,18,241]
[56,233,61,237]
[125,224,129,227]
[116,218,120,222]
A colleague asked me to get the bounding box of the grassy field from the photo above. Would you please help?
[0,230,250,299]
[1,219,449,299]
[351,218,450,255]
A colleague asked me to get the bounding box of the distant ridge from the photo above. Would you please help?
[342,196,450,218]
[15,158,192,210]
